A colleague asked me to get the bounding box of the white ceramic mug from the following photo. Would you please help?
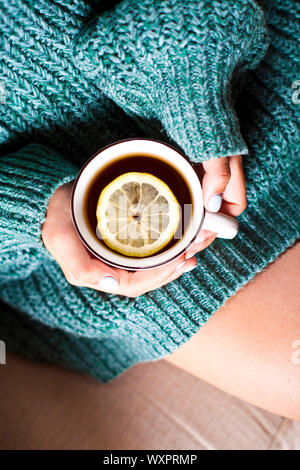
[71,138,238,270]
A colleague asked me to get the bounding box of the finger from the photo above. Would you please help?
[46,221,120,288]
[221,155,247,217]
[111,255,197,298]
[165,257,198,285]
[202,157,231,212]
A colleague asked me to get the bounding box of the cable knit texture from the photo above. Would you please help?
[0,0,299,381]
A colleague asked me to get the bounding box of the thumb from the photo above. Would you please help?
[201,157,231,212]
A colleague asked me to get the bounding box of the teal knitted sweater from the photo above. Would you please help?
[0,0,299,381]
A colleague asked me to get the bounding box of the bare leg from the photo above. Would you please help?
[166,241,300,421]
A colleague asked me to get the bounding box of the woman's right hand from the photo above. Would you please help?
[184,154,247,259]
[42,181,197,298]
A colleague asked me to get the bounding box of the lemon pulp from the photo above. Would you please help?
[96,172,181,257]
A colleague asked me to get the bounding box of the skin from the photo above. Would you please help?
[166,240,300,421]
[42,155,246,296]
[42,154,300,420]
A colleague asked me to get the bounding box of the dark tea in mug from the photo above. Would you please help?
[83,153,193,257]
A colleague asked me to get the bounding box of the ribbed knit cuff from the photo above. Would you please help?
[0,144,79,252]
[147,58,250,162]
[73,0,269,163]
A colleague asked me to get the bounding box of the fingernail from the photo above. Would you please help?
[207,194,222,212]
[185,251,196,260]
[176,261,186,271]
[98,276,119,292]
[184,264,197,273]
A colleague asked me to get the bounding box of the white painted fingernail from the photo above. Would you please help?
[176,261,186,271]
[184,264,197,273]
[176,261,197,272]
[98,276,119,292]
[207,194,222,212]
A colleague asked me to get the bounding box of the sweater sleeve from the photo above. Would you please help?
[0,144,78,272]
[73,0,269,163]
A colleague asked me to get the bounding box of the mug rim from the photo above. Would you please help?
[71,138,204,270]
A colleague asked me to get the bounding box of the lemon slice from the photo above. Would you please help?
[96,172,181,257]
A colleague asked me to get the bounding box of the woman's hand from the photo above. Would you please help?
[184,155,247,259]
[42,182,197,298]
[42,155,246,297]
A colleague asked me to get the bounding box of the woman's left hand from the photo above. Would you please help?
[184,154,247,259]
